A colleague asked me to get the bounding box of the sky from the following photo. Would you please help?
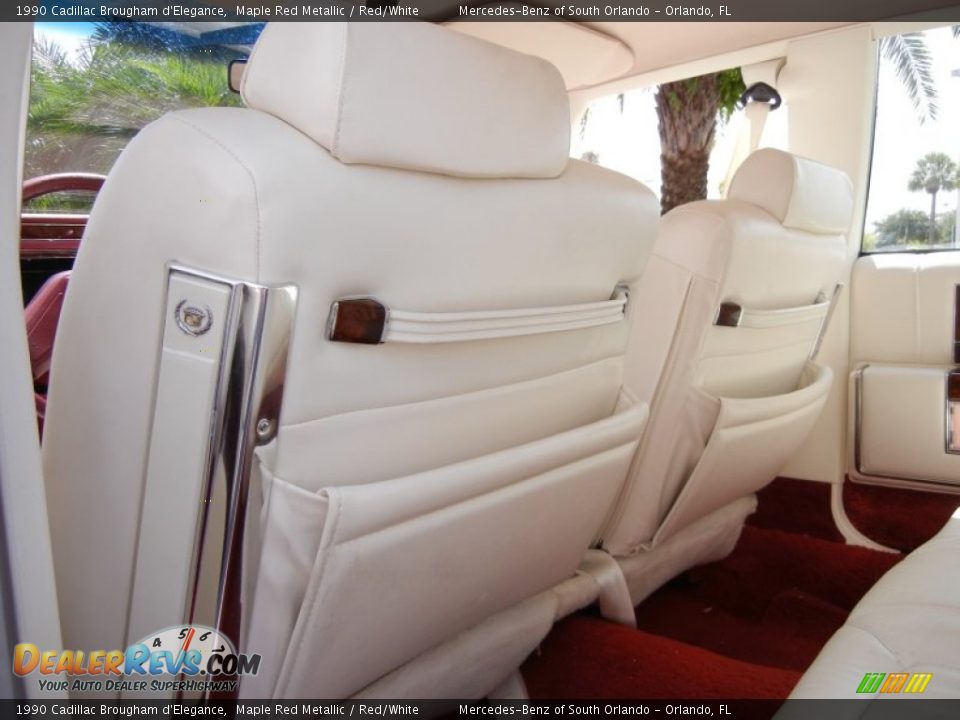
[867,26,960,230]
[570,85,747,201]
[35,21,95,61]
[573,25,960,234]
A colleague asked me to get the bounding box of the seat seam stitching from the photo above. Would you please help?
[166,114,263,279]
[699,336,816,360]
[330,440,639,548]
[331,26,350,157]
[277,488,342,694]
[842,620,904,664]
[280,354,626,430]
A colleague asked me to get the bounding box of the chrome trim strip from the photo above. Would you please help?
[946,368,960,455]
[175,268,242,632]
[853,364,865,476]
[166,265,297,700]
[212,281,297,653]
[810,282,844,360]
[954,284,960,364]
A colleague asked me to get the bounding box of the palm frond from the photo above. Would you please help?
[880,33,938,124]
[27,34,242,177]
[32,35,69,73]
[578,107,590,140]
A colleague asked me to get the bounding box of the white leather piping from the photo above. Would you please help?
[718,297,830,329]
[383,288,628,343]
[829,482,897,553]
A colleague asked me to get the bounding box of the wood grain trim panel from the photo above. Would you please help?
[327,299,387,344]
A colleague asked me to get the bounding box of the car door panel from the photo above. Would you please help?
[849,251,960,492]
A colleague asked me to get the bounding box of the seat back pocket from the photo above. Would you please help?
[244,397,647,698]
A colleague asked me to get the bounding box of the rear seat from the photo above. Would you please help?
[785,510,960,701]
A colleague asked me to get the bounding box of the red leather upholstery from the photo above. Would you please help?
[24,270,70,432]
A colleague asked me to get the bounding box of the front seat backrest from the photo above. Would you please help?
[42,22,659,698]
[603,148,852,558]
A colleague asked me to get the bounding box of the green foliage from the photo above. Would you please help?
[907,152,958,195]
[23,189,98,214]
[716,68,746,123]
[880,32,938,124]
[660,71,745,120]
[906,151,959,244]
[26,33,242,180]
[874,209,934,247]
[873,208,956,249]
[940,210,957,243]
[578,106,591,140]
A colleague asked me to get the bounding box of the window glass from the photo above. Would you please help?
[22,188,98,214]
[864,26,960,253]
[572,72,746,205]
[26,21,263,212]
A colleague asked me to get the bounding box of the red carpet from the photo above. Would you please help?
[749,476,960,552]
[523,525,901,702]
[524,615,801,700]
[843,479,960,552]
[633,526,900,671]
[748,477,842,542]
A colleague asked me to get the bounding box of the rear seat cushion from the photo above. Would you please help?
[786,510,960,700]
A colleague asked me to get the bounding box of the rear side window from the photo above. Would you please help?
[573,65,752,213]
[26,21,263,212]
[863,26,960,253]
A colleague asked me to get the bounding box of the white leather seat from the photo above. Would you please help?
[601,149,852,598]
[41,22,658,698]
[782,510,960,706]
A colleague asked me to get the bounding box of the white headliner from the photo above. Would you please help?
[590,22,849,82]
[450,20,851,91]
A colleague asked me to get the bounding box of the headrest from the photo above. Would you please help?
[241,22,570,179]
[728,149,853,235]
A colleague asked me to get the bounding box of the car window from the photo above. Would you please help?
[572,67,749,208]
[25,21,263,213]
[863,26,960,253]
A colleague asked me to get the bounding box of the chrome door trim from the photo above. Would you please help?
[851,363,960,493]
[810,282,844,360]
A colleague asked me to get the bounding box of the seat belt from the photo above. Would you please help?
[746,100,773,153]
[722,59,785,195]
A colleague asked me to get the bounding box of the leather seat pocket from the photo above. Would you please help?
[654,361,832,545]
[243,396,647,698]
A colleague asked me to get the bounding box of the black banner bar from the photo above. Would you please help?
[4,700,960,719]
[5,0,960,23]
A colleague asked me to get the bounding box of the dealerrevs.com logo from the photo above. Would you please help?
[12,624,261,694]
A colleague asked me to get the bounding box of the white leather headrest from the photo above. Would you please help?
[241,22,570,179]
[728,149,853,235]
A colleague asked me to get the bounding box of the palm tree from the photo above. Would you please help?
[907,152,958,244]
[652,29,949,216]
[655,69,743,214]
[879,33,938,123]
